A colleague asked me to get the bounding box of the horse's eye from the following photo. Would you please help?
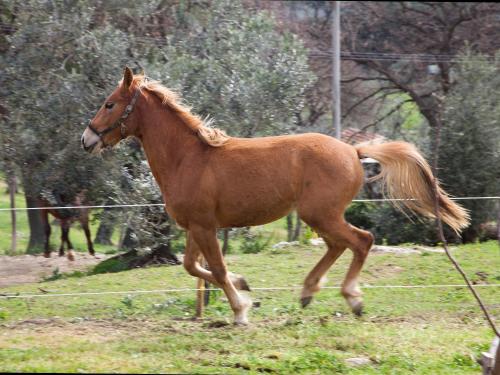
[105,102,114,109]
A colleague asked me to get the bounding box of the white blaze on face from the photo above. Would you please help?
[81,127,102,153]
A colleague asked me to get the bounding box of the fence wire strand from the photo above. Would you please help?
[0,196,499,212]
[1,283,500,300]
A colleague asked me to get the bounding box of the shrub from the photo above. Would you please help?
[240,229,272,254]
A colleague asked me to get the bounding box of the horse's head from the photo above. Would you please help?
[81,66,141,153]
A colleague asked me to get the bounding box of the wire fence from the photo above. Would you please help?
[1,196,499,211]
[0,196,498,320]
[1,283,500,300]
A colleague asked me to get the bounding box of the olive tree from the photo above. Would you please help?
[440,53,500,242]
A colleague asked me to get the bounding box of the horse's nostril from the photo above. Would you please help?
[82,139,95,153]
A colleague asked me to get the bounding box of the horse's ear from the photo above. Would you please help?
[123,66,133,89]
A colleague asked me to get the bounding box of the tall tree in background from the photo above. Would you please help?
[266,2,500,242]
[440,53,500,241]
[340,2,500,241]
[139,0,313,248]
[341,2,500,138]
[0,1,130,252]
[143,0,314,138]
[1,0,314,254]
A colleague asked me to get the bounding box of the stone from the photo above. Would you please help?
[345,357,372,367]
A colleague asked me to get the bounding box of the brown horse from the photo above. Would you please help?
[39,193,95,261]
[81,67,469,324]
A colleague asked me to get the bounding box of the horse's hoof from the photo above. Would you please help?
[43,252,51,258]
[301,296,313,308]
[233,319,249,326]
[231,274,251,291]
[347,297,363,316]
[352,304,363,317]
[67,250,75,261]
[237,277,251,292]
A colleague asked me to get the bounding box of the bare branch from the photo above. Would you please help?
[342,85,396,120]
[341,76,389,84]
[345,98,413,143]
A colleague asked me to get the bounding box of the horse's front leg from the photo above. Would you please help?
[59,220,67,257]
[41,210,51,258]
[183,232,250,291]
[81,219,95,256]
[187,225,252,325]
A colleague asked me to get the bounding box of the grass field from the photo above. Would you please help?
[1,240,499,374]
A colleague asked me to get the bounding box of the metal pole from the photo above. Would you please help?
[332,1,341,139]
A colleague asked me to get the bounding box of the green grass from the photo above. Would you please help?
[1,241,498,373]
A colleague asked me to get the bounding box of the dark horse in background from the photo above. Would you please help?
[39,192,95,261]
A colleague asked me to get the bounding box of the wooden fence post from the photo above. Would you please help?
[480,336,499,375]
[195,257,206,319]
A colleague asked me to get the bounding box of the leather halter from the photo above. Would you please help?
[87,88,141,147]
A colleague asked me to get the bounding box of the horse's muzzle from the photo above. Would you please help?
[81,135,95,153]
[81,125,100,153]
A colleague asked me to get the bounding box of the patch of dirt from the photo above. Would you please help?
[0,317,203,345]
[366,263,405,278]
[0,253,111,288]
[0,318,131,347]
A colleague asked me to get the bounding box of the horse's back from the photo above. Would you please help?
[219,133,361,184]
[194,133,363,228]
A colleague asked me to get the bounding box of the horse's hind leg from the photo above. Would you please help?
[339,224,374,315]
[300,216,373,316]
[300,241,346,308]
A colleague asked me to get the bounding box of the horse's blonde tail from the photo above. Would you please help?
[355,141,469,233]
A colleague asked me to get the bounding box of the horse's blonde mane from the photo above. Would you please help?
[131,75,229,147]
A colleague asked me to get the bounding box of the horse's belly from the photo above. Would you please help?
[217,203,293,228]
[215,189,295,228]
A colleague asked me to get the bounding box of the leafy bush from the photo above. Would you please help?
[240,229,272,254]
[345,202,376,230]
[300,225,315,245]
[368,205,439,245]
[344,202,462,245]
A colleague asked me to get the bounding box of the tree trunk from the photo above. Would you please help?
[4,176,18,194]
[286,213,294,242]
[221,228,230,255]
[497,202,500,249]
[120,226,138,250]
[25,194,45,254]
[20,170,45,254]
[292,211,302,241]
[8,172,17,255]
[94,206,117,245]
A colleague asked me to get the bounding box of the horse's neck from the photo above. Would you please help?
[137,99,202,195]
